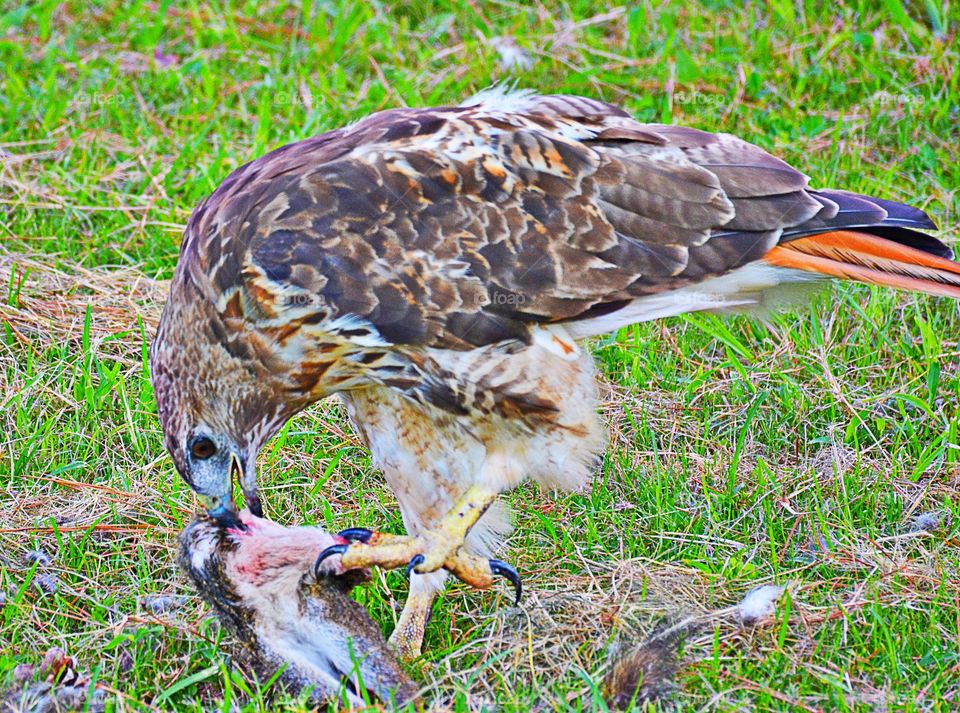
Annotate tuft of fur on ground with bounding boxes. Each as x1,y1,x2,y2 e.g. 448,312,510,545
1,648,106,713
602,625,681,710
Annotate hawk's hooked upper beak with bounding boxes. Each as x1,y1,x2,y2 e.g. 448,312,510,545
201,453,262,529
238,452,263,519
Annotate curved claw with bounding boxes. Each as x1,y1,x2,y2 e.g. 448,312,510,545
489,559,522,605
338,527,374,543
314,543,349,579
406,554,426,577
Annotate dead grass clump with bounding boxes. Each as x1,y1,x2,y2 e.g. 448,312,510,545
0,251,167,356
423,559,714,705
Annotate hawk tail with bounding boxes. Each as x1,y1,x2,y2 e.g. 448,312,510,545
764,228,960,299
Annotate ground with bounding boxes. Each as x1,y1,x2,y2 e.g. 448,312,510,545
1,1,959,710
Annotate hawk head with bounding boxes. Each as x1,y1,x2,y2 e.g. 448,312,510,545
149,270,290,527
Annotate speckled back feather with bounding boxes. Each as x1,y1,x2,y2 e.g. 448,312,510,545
150,88,954,493
176,92,941,355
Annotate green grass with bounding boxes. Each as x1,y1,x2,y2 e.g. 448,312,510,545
2,0,959,710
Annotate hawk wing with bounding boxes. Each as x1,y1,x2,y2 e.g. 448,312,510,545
179,90,954,354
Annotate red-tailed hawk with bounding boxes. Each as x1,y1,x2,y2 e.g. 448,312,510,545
150,89,960,658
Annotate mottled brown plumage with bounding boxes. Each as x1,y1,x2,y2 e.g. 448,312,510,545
150,88,959,658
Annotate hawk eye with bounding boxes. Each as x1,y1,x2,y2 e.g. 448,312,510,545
189,436,217,461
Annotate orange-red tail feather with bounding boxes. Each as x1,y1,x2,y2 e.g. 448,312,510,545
765,230,960,299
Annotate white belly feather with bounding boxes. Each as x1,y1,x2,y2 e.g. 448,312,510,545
342,331,605,553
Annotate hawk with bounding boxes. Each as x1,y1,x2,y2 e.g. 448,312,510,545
150,89,960,658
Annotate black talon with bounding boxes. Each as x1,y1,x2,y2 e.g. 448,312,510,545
406,554,425,577
338,527,374,543
314,544,349,579
489,559,522,605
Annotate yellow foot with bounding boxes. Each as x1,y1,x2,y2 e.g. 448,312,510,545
315,529,521,603
314,486,522,604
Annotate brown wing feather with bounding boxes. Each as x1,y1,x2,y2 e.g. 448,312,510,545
180,91,949,354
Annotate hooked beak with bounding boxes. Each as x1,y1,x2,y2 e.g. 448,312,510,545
200,453,261,529
237,452,263,518
203,497,245,531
